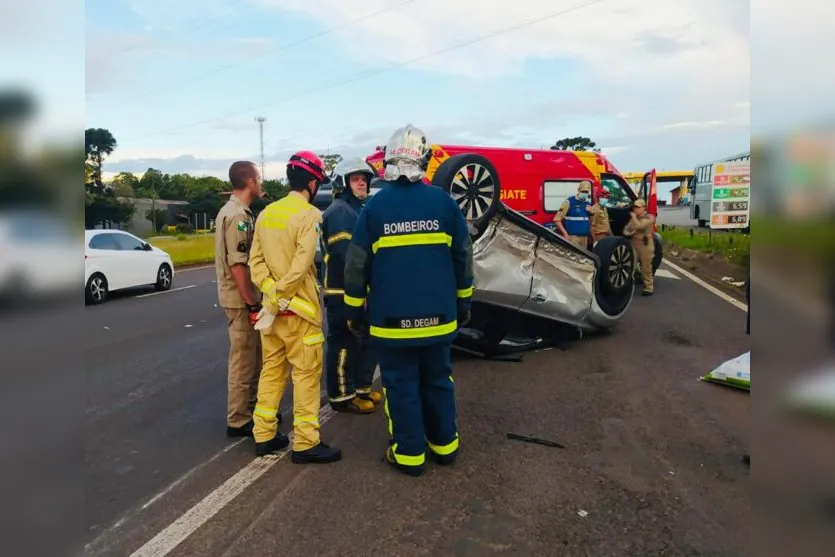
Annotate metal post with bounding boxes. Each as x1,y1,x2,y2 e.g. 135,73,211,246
255,116,266,179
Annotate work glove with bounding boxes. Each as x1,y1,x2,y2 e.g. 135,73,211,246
347,317,369,338
254,305,276,332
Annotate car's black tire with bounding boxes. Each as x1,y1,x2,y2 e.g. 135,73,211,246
593,236,635,297
430,153,501,236
592,236,635,316
86,273,108,305
155,263,173,291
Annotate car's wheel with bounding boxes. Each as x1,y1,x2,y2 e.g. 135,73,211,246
86,273,108,305
592,236,635,316
593,236,635,297
155,263,173,291
431,153,501,236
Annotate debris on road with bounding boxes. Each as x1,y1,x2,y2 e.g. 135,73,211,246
577,510,589,518
721,276,745,288
184,324,193,328
506,432,565,448
700,352,750,391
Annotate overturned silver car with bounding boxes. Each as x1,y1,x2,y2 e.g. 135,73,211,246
426,153,637,357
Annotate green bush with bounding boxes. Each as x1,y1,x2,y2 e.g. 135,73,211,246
660,226,750,269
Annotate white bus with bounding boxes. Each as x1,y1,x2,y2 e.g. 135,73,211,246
690,151,750,227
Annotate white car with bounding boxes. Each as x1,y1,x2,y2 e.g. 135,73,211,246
84,229,175,304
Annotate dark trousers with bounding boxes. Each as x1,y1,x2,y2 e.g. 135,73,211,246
377,342,459,467
325,306,376,403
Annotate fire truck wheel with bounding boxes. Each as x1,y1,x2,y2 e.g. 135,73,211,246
431,153,501,236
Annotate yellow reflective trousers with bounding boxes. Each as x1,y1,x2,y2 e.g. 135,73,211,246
253,314,325,451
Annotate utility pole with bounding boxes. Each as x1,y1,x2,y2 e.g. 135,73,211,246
255,116,266,179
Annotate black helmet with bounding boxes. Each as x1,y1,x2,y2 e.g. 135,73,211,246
331,157,376,199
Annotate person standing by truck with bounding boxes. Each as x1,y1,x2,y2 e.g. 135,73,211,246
589,185,613,245
623,198,656,296
553,180,592,249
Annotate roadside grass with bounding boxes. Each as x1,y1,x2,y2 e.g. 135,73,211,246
660,226,750,269
148,234,215,267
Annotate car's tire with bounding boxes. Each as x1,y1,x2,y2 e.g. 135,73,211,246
592,237,635,316
430,153,501,236
86,273,108,305
593,236,635,297
155,263,173,291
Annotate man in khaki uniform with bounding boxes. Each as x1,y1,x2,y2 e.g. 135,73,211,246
623,198,656,296
589,185,613,244
553,180,592,249
215,160,265,437
248,150,341,463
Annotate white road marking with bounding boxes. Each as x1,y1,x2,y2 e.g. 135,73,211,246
662,259,747,312
176,265,214,273
137,285,196,298
654,268,680,280
129,372,379,557
85,439,247,555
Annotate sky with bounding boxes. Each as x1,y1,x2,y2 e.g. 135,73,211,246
83,0,756,200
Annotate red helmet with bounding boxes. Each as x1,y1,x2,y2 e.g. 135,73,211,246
287,151,330,184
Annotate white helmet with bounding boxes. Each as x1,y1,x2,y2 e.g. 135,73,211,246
383,124,430,182
331,157,375,199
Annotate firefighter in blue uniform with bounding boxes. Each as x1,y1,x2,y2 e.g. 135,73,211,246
321,157,382,414
343,124,474,477
553,180,592,249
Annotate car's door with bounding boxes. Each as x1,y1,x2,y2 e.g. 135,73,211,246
599,174,635,236
112,232,155,287
88,232,130,289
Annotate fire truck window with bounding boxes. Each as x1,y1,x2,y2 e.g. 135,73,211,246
600,177,633,209
543,181,583,211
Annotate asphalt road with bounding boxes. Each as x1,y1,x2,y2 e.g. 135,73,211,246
85,262,756,556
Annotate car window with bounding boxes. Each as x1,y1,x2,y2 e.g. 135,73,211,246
89,233,121,250
543,181,584,212
113,233,146,251
600,175,634,208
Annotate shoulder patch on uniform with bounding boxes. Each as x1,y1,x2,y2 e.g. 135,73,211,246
237,240,249,253
237,220,249,232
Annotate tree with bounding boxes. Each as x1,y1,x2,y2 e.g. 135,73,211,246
111,172,139,197
85,128,118,186
550,136,600,152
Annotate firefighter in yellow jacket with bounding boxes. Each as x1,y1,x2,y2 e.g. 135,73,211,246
247,150,341,463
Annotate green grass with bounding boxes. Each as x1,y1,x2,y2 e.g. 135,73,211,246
148,234,215,267
660,226,750,269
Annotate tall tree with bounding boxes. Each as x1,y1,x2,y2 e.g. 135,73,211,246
550,136,600,152
85,128,118,186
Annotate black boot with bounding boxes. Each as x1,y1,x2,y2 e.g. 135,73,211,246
384,447,424,477
428,450,458,466
255,434,290,457
291,443,342,464
226,420,254,438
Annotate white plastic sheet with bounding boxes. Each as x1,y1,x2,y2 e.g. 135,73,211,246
701,351,750,391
